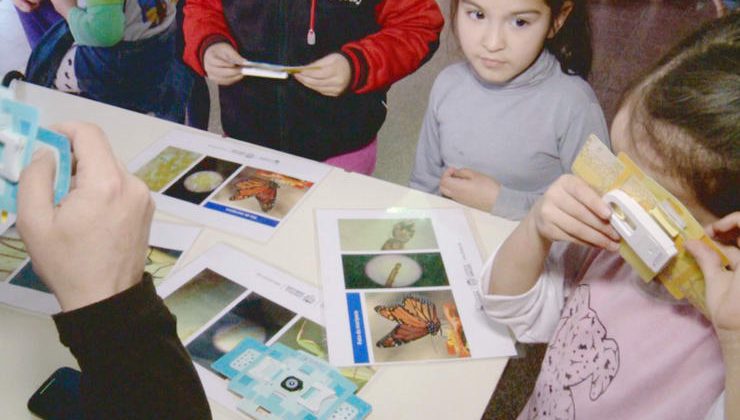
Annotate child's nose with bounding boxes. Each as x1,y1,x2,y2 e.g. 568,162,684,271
481,23,505,51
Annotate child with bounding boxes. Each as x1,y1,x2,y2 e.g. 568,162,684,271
23,0,188,122
480,13,739,418
182,0,444,175
409,0,609,220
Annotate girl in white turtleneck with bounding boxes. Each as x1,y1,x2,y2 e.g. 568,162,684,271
410,0,609,220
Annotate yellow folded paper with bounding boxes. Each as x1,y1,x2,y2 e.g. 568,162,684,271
572,135,729,316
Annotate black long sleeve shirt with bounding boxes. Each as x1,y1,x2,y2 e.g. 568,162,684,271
53,274,211,419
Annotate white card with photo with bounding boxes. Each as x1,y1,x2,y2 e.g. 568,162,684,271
155,244,375,417
127,130,331,242
316,208,516,366
0,221,201,314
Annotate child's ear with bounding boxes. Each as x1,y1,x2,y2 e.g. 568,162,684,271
548,0,574,39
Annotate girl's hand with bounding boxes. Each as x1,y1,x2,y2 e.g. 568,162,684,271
439,167,500,212
12,0,41,13
686,212,740,333
293,53,351,97
49,0,75,18
203,43,245,86
528,175,620,250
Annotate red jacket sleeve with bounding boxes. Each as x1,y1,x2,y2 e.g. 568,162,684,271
340,0,444,94
182,0,238,76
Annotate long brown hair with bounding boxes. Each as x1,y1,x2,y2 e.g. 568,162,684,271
626,12,739,217
449,0,593,78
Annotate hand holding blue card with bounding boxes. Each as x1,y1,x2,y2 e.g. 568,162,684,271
0,87,71,218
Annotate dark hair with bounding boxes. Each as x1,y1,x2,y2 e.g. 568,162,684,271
545,0,591,78
626,12,739,217
449,0,592,78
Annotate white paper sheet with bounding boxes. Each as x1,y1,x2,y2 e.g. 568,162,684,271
156,244,375,416
0,221,201,314
316,208,516,366
127,130,330,242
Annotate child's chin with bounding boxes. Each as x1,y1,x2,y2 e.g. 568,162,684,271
472,67,516,85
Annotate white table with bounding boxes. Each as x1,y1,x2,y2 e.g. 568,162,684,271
0,82,518,419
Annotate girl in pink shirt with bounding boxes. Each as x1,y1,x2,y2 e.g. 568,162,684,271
480,12,739,419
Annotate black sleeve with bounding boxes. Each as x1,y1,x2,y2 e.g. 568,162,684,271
53,273,211,419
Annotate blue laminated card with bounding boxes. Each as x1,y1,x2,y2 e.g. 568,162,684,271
212,337,371,420
0,88,71,215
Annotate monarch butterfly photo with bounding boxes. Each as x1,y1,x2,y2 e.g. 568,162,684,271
253,169,313,190
374,295,441,348
229,177,279,212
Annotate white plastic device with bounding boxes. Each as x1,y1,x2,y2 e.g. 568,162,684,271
603,189,678,273
0,127,27,183
0,86,27,183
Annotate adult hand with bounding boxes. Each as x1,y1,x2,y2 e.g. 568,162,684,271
12,0,41,13
203,42,245,86
439,167,500,212
49,0,75,18
16,122,154,312
686,212,740,333
527,174,620,251
293,53,351,97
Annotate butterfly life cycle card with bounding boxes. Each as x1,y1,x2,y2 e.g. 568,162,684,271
0,221,201,314
156,243,376,417
316,208,516,366
127,130,330,242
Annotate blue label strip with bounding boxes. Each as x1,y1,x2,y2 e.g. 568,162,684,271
345,292,369,364
204,201,279,227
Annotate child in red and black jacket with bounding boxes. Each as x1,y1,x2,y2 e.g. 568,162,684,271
183,0,443,174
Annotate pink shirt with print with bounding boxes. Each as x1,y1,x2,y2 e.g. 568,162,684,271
480,246,725,419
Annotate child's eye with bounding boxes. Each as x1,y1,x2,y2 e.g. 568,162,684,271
466,9,485,20
513,18,529,27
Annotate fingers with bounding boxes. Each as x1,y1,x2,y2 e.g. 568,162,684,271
16,148,56,248
49,122,120,185
562,178,620,243
204,43,245,85
17,148,56,232
706,212,740,247
297,53,337,77
205,62,243,85
536,175,620,250
439,172,464,198
127,173,156,225
685,240,728,280
450,168,475,179
208,43,244,66
541,198,619,250
294,74,345,96
220,46,245,66
294,53,350,97
439,182,453,198
563,176,612,220
295,64,335,80
441,167,457,179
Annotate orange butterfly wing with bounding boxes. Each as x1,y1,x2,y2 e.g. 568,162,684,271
229,178,278,212
374,295,441,348
254,169,313,189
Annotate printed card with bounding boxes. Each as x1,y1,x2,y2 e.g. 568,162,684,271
316,208,516,366
0,221,201,314
156,244,376,416
127,130,330,242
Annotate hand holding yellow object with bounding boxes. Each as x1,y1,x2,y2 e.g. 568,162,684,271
572,135,729,316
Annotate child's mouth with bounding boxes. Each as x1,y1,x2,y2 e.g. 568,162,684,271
480,58,506,68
